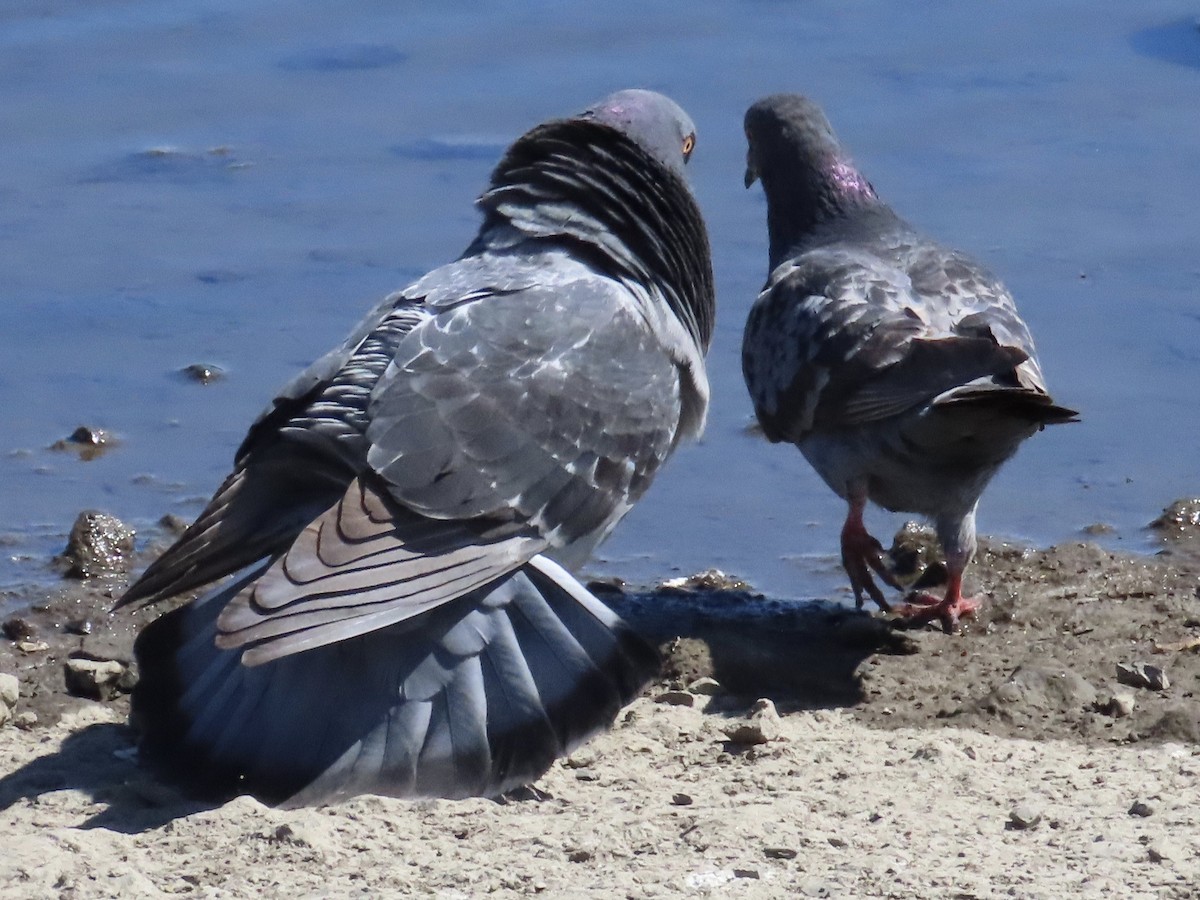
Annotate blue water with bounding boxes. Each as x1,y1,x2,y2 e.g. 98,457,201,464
2,1,1198,603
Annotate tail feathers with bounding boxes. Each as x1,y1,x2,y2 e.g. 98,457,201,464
132,556,659,806
932,382,1079,426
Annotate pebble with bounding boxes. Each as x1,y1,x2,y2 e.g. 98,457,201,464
12,711,38,730
0,672,19,708
0,673,17,728
63,657,132,701
1115,662,1169,691
181,363,225,384
2,617,37,641
1105,691,1136,718
671,793,693,806
59,511,136,578
764,847,797,860
1007,804,1043,830
1128,800,1154,818
16,640,49,654
722,698,782,745
658,568,752,593
687,676,722,695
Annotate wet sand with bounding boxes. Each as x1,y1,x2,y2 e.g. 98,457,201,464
1,509,1198,898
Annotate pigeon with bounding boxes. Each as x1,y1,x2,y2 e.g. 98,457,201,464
119,89,715,806
740,93,1076,631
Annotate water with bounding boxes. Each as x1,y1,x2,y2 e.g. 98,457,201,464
2,1,1198,603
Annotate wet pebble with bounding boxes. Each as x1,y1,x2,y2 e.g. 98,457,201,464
58,511,135,578
722,698,782,745
671,792,693,806
1150,498,1200,537
159,514,190,534
64,618,94,636
51,426,118,460
181,363,225,384
1116,662,1169,691
659,568,752,593
2,617,37,641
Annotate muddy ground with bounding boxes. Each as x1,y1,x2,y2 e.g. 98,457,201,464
1,503,1198,898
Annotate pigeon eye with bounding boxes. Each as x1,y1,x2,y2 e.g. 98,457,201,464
681,133,696,159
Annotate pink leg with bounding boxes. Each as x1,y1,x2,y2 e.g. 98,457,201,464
894,567,981,633
840,492,900,612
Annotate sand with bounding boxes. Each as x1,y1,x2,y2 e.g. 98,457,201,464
1,513,1199,899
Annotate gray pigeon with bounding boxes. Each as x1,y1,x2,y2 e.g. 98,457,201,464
741,93,1075,631
120,89,714,805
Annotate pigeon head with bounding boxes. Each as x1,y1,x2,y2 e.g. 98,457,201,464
744,94,878,263
578,89,698,178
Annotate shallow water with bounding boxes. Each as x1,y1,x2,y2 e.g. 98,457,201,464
2,1,1198,602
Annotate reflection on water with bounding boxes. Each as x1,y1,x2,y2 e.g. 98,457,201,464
1,0,1198,600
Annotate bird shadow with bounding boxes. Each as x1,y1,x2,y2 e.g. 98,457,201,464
0,721,213,834
606,584,917,711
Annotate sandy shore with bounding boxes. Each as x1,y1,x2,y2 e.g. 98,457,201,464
1,511,1199,898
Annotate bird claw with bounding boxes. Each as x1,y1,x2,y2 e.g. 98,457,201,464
842,529,901,613
893,593,981,633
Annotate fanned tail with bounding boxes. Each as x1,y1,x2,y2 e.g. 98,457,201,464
131,556,659,806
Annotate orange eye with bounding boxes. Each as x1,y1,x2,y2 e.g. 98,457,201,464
681,133,696,159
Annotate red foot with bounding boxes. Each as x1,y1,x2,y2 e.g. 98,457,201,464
894,592,981,633
841,508,900,613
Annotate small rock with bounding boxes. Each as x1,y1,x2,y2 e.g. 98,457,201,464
887,521,941,587
51,426,118,460
1128,800,1154,818
159,513,190,535
1097,691,1136,718
656,690,698,707
764,847,798,860
566,849,592,863
722,698,782,745
1146,840,1180,863
1007,804,1043,830
1116,662,1169,691
12,711,37,730
732,869,760,880
0,672,18,708
1150,498,1200,537
659,568,752,593
671,793,693,806
687,676,722,695
16,640,49,654
58,511,136,578
563,750,597,769
63,657,130,701
181,363,225,385
65,618,94,636
2,618,37,641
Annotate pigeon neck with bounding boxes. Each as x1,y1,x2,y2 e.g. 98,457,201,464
765,154,877,269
